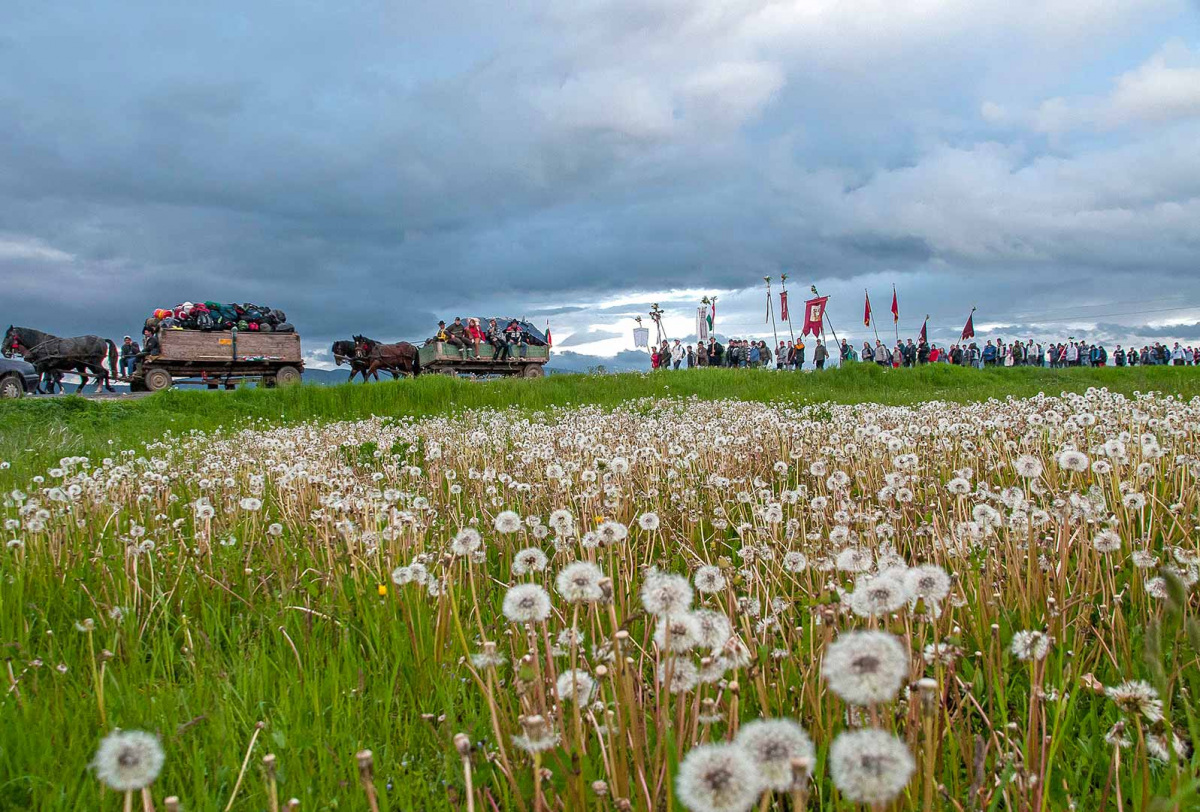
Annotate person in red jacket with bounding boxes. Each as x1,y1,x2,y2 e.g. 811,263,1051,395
466,318,485,358
929,345,941,363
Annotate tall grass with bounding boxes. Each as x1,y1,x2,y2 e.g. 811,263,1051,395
2,365,1196,485
1,366,1199,810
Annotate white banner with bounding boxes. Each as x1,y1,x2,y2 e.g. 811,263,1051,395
633,327,650,348
697,307,710,342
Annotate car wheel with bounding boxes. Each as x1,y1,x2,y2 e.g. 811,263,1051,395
0,375,23,399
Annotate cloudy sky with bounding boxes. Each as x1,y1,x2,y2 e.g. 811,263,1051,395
2,0,1199,367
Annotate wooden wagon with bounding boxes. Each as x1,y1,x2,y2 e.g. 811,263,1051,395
130,330,304,392
418,341,549,378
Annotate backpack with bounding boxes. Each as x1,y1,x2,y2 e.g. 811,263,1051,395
144,317,160,332
258,322,272,333
196,312,215,331
274,322,295,334
236,320,249,331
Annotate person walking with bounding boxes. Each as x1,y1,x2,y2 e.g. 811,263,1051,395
814,340,828,370
671,339,685,370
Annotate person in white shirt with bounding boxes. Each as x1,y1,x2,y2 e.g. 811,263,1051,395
1172,343,1186,365
671,339,685,370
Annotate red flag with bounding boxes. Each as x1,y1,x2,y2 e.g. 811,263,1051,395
780,291,789,321
801,296,828,337
546,324,553,347
961,310,975,341
891,288,899,323
919,318,928,344
863,292,872,327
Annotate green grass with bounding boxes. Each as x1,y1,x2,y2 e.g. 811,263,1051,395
3,364,1197,485
2,364,1199,810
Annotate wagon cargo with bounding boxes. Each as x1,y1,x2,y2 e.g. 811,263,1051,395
131,329,304,391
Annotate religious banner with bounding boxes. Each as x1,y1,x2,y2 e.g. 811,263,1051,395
891,287,899,323
864,292,873,327
633,326,650,348
780,291,789,322
801,296,828,337
919,317,929,344
961,308,976,341
697,307,710,342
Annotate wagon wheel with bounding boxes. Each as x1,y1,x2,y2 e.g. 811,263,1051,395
275,366,302,387
144,368,173,392
521,364,545,379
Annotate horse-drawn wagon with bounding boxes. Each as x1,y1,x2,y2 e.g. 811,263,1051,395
131,329,304,392
418,341,549,378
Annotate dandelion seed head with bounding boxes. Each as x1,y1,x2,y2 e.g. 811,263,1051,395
675,743,762,812
829,729,915,805
91,730,165,791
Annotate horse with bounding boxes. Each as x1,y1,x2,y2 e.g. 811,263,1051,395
353,335,421,381
3,326,118,394
331,339,394,383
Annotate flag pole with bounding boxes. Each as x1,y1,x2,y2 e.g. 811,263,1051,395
765,276,780,350
781,274,795,343
866,289,882,344
810,284,841,354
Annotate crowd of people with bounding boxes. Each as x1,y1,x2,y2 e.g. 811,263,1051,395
432,316,538,360
649,336,1200,370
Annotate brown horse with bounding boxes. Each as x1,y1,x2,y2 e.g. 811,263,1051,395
354,336,421,381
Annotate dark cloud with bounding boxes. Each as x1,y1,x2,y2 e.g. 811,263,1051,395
1,1,1198,362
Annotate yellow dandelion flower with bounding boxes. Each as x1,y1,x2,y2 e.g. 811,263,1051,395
377,584,388,596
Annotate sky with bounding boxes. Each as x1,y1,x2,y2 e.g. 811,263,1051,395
2,0,1199,369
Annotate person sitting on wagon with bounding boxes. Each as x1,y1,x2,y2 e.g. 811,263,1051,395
466,317,485,357
487,319,510,360
444,317,472,357
504,320,528,358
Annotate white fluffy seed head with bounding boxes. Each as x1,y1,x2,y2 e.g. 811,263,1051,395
735,719,816,791
555,561,605,603
829,729,915,804
555,670,595,705
494,510,522,534
676,743,763,812
642,570,694,616
821,630,910,706
502,583,551,624
92,730,165,791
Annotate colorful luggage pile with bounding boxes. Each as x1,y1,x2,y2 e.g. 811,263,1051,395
144,302,295,334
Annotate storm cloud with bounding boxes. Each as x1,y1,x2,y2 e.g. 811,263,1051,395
1,0,1199,365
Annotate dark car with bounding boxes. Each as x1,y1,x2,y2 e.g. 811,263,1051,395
0,356,40,399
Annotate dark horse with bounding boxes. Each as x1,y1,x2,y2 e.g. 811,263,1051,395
4,326,118,394
354,335,421,381
331,339,390,383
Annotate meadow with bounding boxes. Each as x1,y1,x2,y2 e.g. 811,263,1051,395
1,364,1199,810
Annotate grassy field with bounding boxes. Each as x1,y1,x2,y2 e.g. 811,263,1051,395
3,364,1198,485
1,365,1199,811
